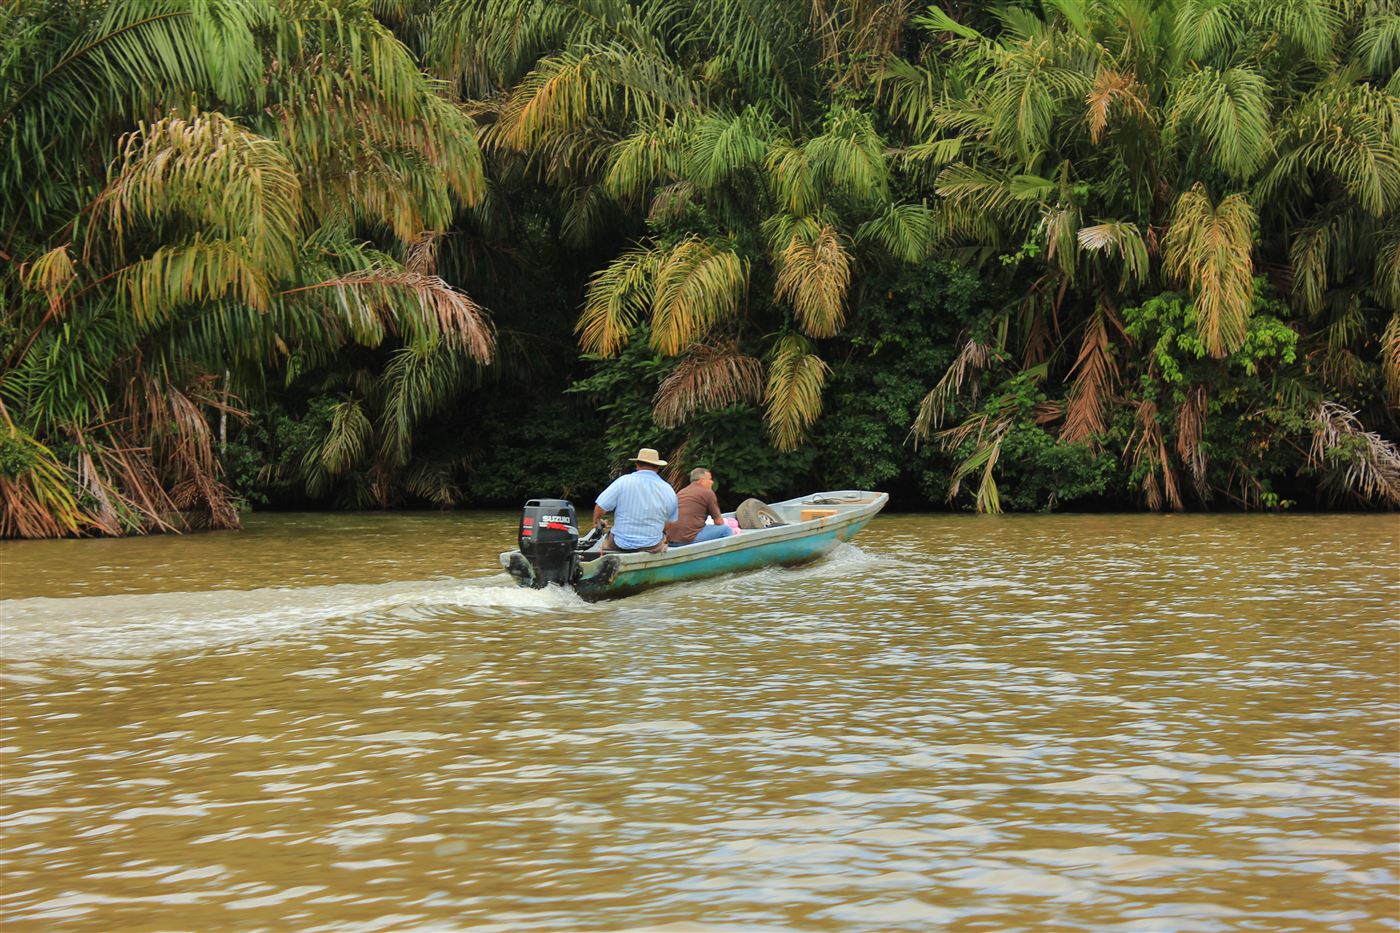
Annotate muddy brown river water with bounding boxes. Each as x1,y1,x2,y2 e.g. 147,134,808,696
1,512,1397,931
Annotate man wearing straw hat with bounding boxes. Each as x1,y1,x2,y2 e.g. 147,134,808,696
592,447,679,554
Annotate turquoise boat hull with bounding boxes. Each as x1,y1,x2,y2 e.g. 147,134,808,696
501,490,888,601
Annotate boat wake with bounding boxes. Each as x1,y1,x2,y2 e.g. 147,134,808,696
0,575,581,664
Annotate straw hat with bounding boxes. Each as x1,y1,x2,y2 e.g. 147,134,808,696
629,447,668,467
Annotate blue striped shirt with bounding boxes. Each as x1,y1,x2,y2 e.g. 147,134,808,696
596,470,678,549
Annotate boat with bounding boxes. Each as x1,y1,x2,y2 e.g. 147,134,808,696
499,490,888,601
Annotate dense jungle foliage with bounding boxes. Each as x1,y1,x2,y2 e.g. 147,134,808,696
2,0,1399,537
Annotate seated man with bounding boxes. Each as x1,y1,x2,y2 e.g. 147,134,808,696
667,467,735,547
593,447,678,554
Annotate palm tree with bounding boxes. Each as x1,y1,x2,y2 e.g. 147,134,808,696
425,0,934,457
1,0,493,537
895,0,1400,510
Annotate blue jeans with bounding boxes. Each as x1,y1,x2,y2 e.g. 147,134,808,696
675,523,734,546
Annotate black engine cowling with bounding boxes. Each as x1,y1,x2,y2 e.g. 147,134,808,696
518,498,579,587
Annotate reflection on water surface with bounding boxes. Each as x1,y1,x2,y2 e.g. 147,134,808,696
1,512,1397,931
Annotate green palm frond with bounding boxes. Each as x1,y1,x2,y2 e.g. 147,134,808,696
684,0,809,118
855,202,935,263
934,164,1022,219
1168,66,1272,180
1247,0,1343,66
604,121,684,201
1354,12,1400,91
1041,204,1080,277
0,0,266,232
881,56,944,140
379,340,471,465
911,5,983,41
1379,225,1400,310
764,333,829,452
647,180,697,225
911,337,997,442
984,31,1093,159
267,64,486,233
944,416,1010,514
1164,184,1257,357
119,237,272,323
560,183,616,248
307,398,373,482
1172,0,1240,64
403,458,463,506
1382,312,1400,407
428,0,665,94
1260,83,1400,218
488,46,693,155
0,421,85,538
1288,210,1370,316
686,108,773,190
766,140,818,215
21,244,76,316
94,113,302,273
577,243,663,355
804,107,889,203
650,237,749,356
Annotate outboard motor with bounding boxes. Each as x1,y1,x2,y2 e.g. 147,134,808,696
517,498,580,587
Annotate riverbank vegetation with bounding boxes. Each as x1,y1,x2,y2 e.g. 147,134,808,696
3,0,1398,537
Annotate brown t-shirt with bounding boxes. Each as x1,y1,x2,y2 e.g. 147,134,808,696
667,483,724,544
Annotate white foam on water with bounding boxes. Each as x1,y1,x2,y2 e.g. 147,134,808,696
0,574,582,662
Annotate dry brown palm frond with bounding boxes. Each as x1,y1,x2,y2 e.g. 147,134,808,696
406,231,448,274
653,345,765,428
840,0,917,87
648,181,696,226
1175,384,1210,496
1308,401,1400,505
911,337,995,443
774,223,851,338
69,438,123,537
1128,399,1183,511
1061,307,1119,447
764,334,830,452
92,436,180,535
1078,221,1150,288
1033,401,1064,424
1023,302,1051,368
661,441,689,490
1085,68,1152,144
1042,206,1081,277
285,269,495,363
126,375,240,531
1164,184,1257,357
